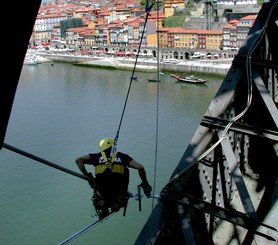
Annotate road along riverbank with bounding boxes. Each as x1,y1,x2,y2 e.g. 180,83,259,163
40,53,231,76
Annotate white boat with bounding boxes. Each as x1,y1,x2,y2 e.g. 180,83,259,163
24,55,38,65
171,74,207,84
162,59,179,64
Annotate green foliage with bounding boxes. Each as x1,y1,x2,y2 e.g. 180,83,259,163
163,15,185,27
184,0,195,15
140,0,163,10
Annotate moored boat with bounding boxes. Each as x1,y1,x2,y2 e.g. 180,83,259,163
171,74,207,84
23,56,38,65
148,78,161,82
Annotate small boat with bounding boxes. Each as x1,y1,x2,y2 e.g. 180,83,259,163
148,78,161,82
130,76,138,80
171,74,207,84
24,56,38,65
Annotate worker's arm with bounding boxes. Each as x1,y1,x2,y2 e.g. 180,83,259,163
75,155,95,189
75,154,91,177
129,159,152,196
129,159,148,182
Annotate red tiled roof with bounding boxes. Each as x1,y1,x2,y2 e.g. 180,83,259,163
241,14,257,20
229,19,240,24
158,27,222,35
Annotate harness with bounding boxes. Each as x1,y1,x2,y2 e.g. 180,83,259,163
95,150,125,175
93,150,129,214
101,150,117,169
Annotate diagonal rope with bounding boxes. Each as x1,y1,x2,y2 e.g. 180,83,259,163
57,192,160,245
57,212,115,245
114,1,154,145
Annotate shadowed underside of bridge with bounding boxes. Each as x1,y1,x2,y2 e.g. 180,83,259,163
135,1,278,244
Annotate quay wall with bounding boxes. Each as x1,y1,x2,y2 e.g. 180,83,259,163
41,54,231,76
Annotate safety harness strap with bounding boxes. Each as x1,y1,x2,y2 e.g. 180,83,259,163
100,150,118,168
95,150,126,174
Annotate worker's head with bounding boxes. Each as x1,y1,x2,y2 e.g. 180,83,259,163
99,138,114,152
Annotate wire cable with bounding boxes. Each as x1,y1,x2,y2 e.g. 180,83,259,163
114,1,154,145
57,192,160,245
166,0,277,185
152,0,160,210
57,212,115,245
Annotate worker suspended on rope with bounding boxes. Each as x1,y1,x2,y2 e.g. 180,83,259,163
75,137,152,218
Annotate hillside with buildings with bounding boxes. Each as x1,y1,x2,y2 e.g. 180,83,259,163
31,0,261,52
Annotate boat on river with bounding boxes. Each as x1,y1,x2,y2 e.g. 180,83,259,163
130,76,138,80
148,78,161,82
170,74,207,84
23,56,38,65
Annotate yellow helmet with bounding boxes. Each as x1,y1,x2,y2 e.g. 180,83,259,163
99,138,114,152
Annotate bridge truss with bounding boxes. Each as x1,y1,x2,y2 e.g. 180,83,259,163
135,0,278,244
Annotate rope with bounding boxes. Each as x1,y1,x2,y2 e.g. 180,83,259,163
1,2,157,190
57,212,115,245
114,1,154,145
57,192,160,245
111,0,159,210
152,1,160,210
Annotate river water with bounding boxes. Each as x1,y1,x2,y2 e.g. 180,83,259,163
0,63,223,244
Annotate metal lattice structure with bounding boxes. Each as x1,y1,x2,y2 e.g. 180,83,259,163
135,0,278,244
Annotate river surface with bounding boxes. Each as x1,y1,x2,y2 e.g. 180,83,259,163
0,63,223,244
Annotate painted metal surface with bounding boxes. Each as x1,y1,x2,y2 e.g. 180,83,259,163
135,0,278,244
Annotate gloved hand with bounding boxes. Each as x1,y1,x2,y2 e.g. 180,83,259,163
140,181,152,196
87,172,95,189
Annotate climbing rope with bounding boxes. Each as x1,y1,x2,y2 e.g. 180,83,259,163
57,192,160,245
57,212,115,245
111,0,160,211
113,0,155,145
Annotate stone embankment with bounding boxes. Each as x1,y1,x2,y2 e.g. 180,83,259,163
41,53,231,76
